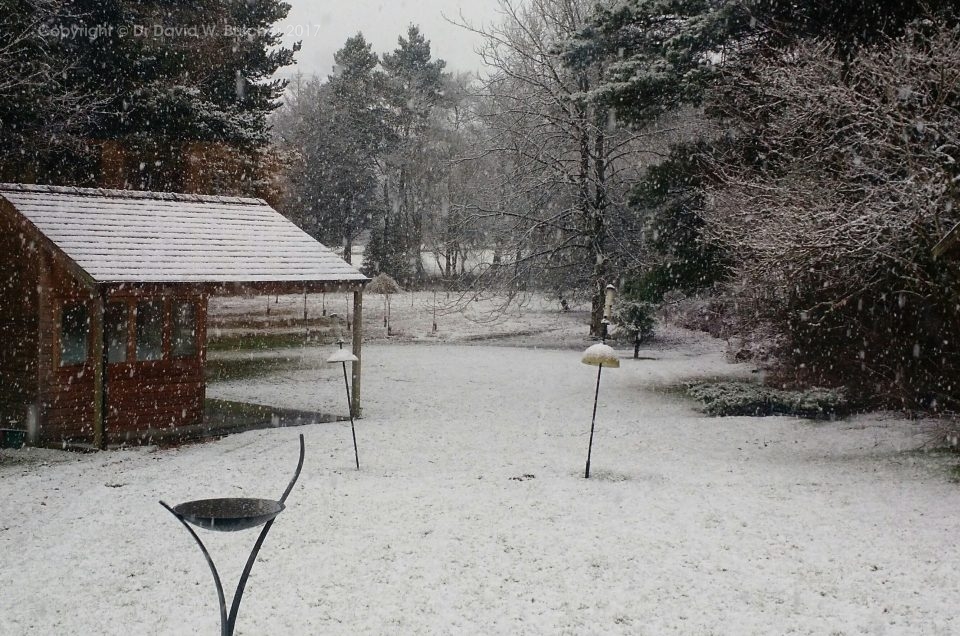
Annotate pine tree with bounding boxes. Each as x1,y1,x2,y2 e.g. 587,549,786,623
291,34,386,264
380,26,447,281
2,0,298,191
210,0,299,148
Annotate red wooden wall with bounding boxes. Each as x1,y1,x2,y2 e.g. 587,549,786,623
0,207,40,428
0,209,210,445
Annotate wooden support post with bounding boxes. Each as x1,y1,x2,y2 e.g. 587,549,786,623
351,290,363,418
35,252,49,446
91,291,106,450
303,287,308,343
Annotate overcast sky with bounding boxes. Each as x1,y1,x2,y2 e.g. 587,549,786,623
277,0,503,80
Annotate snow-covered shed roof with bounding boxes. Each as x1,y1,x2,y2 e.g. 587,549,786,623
0,183,367,287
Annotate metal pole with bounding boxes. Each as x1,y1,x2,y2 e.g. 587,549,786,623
227,435,304,633
342,363,359,470
158,435,305,636
585,364,603,478
337,341,360,470
160,501,229,636
351,292,363,418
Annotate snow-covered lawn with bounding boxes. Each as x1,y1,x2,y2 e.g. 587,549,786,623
2,327,958,634
208,290,592,345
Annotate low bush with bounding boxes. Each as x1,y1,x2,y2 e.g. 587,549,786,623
659,289,737,340
686,381,850,419
611,300,656,343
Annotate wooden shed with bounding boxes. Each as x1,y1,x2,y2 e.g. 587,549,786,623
0,183,367,448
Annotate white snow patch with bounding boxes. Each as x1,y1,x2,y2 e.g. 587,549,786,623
1,332,957,634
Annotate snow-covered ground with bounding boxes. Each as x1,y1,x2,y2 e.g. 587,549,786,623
2,305,958,635
209,290,595,345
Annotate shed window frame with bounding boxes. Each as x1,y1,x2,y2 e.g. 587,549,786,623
135,299,165,362
105,302,130,364
59,301,89,367
171,300,198,359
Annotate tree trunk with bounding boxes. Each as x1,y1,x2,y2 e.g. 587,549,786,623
573,80,606,338
586,73,612,338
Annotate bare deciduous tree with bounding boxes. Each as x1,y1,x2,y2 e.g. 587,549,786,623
454,0,655,336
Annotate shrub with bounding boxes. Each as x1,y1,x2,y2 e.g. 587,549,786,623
686,381,849,419
611,300,656,343
703,25,960,412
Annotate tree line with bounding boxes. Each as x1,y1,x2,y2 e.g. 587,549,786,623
3,0,959,411
277,2,960,411
272,27,460,282
558,0,960,411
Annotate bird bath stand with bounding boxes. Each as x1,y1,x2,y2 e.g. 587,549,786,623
581,343,619,478
159,434,305,636
328,339,360,470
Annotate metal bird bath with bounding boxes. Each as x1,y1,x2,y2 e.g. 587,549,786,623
160,434,305,636
171,498,284,532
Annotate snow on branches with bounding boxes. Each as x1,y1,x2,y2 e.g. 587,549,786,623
703,23,960,410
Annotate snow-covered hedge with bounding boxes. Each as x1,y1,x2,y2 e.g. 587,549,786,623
686,382,849,419
703,24,960,412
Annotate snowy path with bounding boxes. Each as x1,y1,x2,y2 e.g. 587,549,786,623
2,339,958,635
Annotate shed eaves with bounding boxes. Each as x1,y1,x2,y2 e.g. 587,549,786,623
0,183,368,285
933,221,960,260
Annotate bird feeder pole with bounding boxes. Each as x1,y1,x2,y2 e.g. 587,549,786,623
580,342,620,479
585,362,603,478
328,339,360,470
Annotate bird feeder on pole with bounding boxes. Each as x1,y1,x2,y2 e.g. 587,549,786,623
580,343,619,479
603,283,616,340
327,339,360,470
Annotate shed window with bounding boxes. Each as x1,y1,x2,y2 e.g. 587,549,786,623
60,303,89,366
105,303,128,363
172,301,197,358
136,300,164,361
